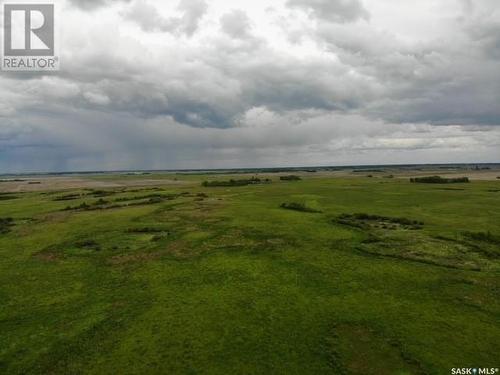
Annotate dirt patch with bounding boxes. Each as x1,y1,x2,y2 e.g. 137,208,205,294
166,240,197,258
33,251,61,262
37,211,73,224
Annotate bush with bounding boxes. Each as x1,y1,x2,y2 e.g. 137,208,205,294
94,198,109,206
410,176,469,184
75,240,100,250
202,177,271,187
280,202,321,213
53,193,81,201
0,193,18,201
280,175,302,181
76,202,91,210
89,190,115,197
127,227,167,234
463,231,500,244
115,193,173,202
0,217,14,234
62,202,91,211
336,213,423,229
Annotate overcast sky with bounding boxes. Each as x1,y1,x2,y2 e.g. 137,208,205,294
1,0,499,173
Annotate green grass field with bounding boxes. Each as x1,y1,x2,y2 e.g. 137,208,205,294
1,175,499,374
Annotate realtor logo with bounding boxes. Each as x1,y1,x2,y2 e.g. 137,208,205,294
2,1,59,71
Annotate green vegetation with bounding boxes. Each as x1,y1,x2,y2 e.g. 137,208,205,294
280,202,321,213
53,193,82,201
0,193,18,201
336,213,424,230
352,169,385,173
280,175,302,181
410,176,470,183
0,217,14,234
1,175,499,374
202,177,271,187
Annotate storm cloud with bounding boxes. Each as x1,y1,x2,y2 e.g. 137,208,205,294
0,0,499,172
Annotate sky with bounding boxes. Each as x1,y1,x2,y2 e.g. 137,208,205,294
0,0,499,173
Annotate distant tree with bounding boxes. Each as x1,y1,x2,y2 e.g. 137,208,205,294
280,175,302,181
410,176,469,184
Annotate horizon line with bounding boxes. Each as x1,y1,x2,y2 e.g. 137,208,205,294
2,162,499,177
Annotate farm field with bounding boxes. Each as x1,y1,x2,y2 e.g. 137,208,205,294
1,173,499,374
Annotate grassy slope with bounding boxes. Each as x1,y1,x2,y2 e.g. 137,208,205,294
0,177,499,374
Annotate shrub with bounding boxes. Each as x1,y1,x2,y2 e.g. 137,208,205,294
74,240,100,250
202,177,271,187
63,202,91,211
53,193,81,201
0,193,18,201
89,190,115,197
127,227,167,234
336,213,423,230
148,197,163,204
410,176,469,184
280,175,302,181
151,234,169,242
94,198,109,206
74,202,90,210
0,217,14,234
280,202,321,213
463,231,500,244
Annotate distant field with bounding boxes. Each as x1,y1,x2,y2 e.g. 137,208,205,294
1,173,499,374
